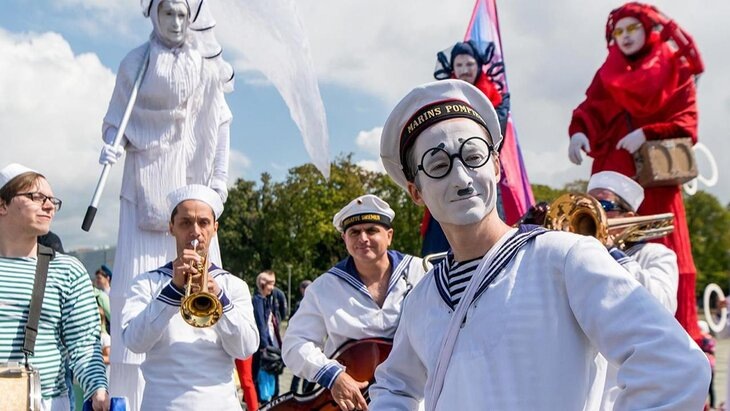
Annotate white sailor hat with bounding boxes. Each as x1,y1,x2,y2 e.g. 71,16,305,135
380,79,503,191
167,184,224,220
0,163,39,190
332,194,395,233
587,171,645,212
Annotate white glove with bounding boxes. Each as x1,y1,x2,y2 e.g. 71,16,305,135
616,128,646,154
210,178,228,203
99,144,124,165
568,133,591,165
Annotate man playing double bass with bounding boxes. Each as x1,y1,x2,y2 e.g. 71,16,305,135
281,194,426,411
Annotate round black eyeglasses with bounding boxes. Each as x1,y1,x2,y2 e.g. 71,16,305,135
415,136,493,179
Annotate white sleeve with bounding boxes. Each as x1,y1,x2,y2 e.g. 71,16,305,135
121,273,180,354
624,244,679,314
214,277,259,359
212,120,230,184
369,296,426,411
281,286,344,389
102,126,129,148
565,238,710,411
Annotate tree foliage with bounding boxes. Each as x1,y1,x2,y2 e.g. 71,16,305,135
685,192,730,293
217,155,422,300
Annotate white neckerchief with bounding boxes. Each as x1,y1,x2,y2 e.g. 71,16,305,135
426,228,517,410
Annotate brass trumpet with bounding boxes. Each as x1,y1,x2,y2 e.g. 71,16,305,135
543,193,674,248
180,239,223,328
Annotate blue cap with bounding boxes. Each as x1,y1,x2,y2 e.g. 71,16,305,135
99,264,113,279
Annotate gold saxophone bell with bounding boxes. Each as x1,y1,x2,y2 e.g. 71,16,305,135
180,240,223,328
543,193,674,248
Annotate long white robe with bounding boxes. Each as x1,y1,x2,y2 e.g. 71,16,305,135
104,37,231,409
121,263,258,411
369,230,710,410
596,242,680,410
282,251,425,388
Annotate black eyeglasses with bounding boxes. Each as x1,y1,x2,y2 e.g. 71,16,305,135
598,199,626,213
416,136,493,179
15,192,63,211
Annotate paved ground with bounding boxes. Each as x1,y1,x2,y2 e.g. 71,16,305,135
713,336,728,408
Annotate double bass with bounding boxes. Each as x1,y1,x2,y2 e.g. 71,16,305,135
260,338,393,411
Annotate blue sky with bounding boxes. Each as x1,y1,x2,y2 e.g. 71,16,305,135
1,0,728,250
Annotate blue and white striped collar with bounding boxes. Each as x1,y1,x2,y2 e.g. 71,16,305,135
433,225,547,309
327,250,412,299
156,261,229,278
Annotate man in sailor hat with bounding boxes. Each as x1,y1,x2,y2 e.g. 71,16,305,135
282,194,426,411
121,184,258,411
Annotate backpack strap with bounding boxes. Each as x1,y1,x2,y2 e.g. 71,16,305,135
23,244,55,364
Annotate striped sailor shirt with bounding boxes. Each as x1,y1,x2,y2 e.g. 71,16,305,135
0,254,108,400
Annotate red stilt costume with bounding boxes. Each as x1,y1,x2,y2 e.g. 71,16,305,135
569,2,704,339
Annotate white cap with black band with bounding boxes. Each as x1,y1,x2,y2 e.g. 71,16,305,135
332,194,395,233
380,79,502,191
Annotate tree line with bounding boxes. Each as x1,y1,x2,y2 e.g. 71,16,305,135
218,155,730,305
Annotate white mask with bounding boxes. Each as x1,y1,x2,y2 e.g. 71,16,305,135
409,118,498,226
612,16,646,56
155,0,189,48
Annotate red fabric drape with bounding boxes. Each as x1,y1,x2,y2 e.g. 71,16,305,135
569,32,701,340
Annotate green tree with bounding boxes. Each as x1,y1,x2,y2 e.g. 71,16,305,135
217,177,267,286
365,171,422,256
685,191,730,294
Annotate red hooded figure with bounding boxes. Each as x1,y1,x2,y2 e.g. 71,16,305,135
569,2,704,339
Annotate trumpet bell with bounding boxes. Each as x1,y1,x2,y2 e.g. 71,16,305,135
180,291,223,328
544,193,609,243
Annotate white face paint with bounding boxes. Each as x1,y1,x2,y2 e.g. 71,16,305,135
613,16,646,56
157,1,189,48
410,118,498,226
452,54,479,84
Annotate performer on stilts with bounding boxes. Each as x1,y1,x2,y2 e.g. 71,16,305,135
568,1,704,340
97,1,233,408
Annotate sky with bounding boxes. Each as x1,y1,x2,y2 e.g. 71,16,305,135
0,0,727,251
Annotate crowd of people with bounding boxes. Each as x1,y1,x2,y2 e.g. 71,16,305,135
0,1,720,411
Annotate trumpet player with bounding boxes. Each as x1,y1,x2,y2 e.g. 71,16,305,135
121,184,259,411
587,171,680,410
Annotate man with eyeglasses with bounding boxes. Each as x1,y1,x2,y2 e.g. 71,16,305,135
0,163,110,411
281,194,426,411
586,170,679,410
368,80,709,410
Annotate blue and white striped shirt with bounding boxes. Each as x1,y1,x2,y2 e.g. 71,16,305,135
0,253,108,400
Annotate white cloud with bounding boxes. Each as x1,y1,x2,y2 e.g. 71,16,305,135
55,0,142,40
228,149,252,182
0,29,120,250
357,159,385,174
355,127,383,157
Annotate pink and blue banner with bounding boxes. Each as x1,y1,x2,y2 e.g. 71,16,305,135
465,0,534,225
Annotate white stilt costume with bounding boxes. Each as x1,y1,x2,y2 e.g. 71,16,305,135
101,1,232,408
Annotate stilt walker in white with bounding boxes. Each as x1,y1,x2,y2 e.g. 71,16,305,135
98,1,233,409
